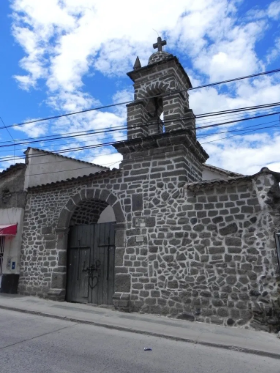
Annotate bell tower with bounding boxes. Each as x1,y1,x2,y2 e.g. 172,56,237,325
114,38,208,183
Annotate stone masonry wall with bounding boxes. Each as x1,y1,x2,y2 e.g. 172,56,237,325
18,170,124,298
0,165,26,209
19,166,280,330
124,173,280,330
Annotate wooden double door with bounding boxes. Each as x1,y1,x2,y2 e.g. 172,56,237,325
66,223,115,305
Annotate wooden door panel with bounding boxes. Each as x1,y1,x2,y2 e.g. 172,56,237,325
67,222,115,305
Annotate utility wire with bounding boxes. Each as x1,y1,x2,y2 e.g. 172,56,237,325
2,122,279,177
1,100,279,147
0,101,279,150
1,109,279,163
200,123,280,145
0,117,16,165
1,67,280,131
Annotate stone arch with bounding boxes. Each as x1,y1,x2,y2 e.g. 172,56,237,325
136,80,172,100
49,188,126,301
135,81,174,136
57,188,125,230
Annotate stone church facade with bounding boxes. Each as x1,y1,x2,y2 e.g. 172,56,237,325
18,40,280,331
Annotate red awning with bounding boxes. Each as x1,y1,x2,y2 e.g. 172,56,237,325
0,224,17,236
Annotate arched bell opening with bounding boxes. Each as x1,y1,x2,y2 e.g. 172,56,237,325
145,96,165,135
66,198,116,306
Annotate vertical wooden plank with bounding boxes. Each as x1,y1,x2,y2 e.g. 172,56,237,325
108,222,115,305
79,248,90,301
67,225,91,303
91,224,99,305
97,223,104,305
103,223,108,306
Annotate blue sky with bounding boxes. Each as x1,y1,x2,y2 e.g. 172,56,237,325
0,0,280,174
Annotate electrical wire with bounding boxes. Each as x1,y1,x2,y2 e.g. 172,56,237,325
0,101,279,151
1,67,280,131
1,109,279,164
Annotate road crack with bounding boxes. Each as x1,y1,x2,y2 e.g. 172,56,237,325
0,323,78,351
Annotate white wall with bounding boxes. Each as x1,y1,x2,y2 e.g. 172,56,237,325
202,167,228,181
24,148,105,189
0,208,24,276
97,205,116,223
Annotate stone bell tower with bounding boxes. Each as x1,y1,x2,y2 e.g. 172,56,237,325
114,38,208,183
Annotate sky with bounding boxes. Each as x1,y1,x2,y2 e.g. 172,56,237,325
0,0,280,175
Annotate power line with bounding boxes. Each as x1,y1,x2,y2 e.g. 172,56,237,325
188,67,280,91
1,100,279,147
196,110,280,131
197,119,279,139
1,110,279,163
2,121,279,177
1,67,280,131
0,101,279,151
201,123,280,145
0,117,15,141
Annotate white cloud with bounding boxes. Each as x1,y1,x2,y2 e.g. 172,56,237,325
9,0,280,175
91,151,123,169
202,131,280,175
266,37,280,64
268,1,280,19
14,120,48,137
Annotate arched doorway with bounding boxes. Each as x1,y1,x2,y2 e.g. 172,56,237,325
66,198,116,305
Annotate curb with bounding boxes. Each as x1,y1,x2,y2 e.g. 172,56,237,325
1,304,279,360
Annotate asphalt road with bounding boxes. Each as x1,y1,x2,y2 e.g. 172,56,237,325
0,308,278,373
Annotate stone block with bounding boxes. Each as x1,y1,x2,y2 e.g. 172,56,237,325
115,274,131,292
46,241,56,250
115,230,125,247
217,307,229,317
219,223,238,236
241,206,254,214
41,226,53,235
113,201,125,222
57,250,66,266
132,194,143,211
228,247,242,254
51,273,66,289
177,312,195,321
115,248,125,266
209,247,225,254
146,217,156,227
225,237,241,246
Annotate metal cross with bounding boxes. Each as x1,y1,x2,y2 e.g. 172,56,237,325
153,37,167,52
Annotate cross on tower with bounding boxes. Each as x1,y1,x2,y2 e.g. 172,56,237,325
153,37,167,52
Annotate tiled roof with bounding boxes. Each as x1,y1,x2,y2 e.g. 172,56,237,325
202,163,243,177
25,147,108,170
185,175,252,192
28,168,122,191
0,163,26,177
185,167,280,191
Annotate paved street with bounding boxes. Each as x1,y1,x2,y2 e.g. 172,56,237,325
0,309,279,373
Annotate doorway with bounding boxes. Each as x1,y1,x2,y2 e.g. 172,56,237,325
66,222,115,305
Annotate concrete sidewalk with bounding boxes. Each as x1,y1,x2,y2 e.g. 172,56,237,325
0,294,279,359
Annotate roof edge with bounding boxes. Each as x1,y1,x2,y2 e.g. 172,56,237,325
202,163,244,177
185,167,280,191
25,147,109,170
27,168,122,191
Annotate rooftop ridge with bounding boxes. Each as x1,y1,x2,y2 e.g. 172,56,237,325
203,163,243,177
25,147,108,170
0,163,26,177
27,168,121,191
